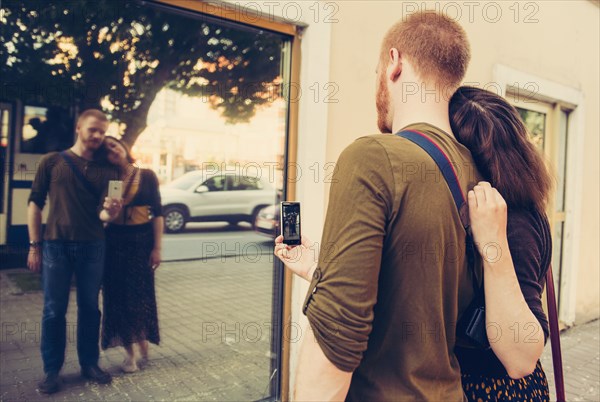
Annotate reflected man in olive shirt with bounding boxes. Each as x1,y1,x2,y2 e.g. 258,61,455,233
27,109,121,394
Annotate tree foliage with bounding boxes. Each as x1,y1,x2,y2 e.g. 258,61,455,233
1,0,284,145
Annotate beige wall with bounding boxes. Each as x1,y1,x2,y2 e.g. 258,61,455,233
323,0,599,323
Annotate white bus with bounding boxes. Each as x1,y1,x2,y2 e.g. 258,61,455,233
0,101,77,267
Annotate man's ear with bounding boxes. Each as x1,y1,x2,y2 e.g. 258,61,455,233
387,48,402,82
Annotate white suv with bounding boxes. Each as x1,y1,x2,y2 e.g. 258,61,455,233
160,170,276,233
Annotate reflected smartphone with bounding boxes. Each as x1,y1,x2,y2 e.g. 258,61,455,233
280,201,301,246
108,180,123,199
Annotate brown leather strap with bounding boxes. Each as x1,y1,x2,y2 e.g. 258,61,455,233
546,264,566,401
121,166,139,201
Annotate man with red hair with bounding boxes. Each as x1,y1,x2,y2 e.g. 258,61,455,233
28,109,120,394
276,11,481,401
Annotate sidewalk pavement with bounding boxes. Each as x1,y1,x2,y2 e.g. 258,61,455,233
540,318,600,401
1,256,279,402
1,260,599,401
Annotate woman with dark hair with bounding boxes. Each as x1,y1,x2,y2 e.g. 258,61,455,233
450,86,552,401
99,136,163,373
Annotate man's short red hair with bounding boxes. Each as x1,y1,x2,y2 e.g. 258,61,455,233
77,109,108,125
380,11,470,91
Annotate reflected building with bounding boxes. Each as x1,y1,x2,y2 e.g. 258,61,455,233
133,88,286,188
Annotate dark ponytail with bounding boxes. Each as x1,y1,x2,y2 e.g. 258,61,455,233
449,86,553,212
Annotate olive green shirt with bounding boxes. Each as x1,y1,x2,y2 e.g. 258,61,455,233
303,123,482,401
28,150,118,241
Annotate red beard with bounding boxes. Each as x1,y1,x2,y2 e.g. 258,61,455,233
84,137,103,151
376,73,392,134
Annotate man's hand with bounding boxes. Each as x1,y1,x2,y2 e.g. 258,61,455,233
274,235,318,281
27,246,42,273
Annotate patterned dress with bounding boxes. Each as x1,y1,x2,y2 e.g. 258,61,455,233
101,169,162,349
461,361,550,401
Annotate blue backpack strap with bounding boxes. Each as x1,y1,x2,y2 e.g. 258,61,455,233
396,129,469,230
397,129,480,292
59,151,101,199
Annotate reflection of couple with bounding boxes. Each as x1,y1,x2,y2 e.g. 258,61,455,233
27,109,163,395
275,11,551,402
284,212,299,238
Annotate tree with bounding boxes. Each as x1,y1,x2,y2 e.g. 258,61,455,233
0,0,284,146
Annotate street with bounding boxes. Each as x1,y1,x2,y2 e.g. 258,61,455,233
161,223,275,262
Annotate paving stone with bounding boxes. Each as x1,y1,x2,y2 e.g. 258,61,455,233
0,258,276,401
541,319,600,401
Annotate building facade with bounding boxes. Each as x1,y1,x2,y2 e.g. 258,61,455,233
282,0,599,397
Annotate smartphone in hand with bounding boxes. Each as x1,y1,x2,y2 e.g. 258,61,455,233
108,180,123,199
280,201,301,246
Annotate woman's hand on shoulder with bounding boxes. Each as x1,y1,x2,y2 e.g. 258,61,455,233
467,181,508,260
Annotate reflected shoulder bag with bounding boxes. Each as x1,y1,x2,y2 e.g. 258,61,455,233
395,129,489,349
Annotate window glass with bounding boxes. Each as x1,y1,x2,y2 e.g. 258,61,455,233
228,175,262,191
2,0,290,399
203,176,226,191
516,107,546,151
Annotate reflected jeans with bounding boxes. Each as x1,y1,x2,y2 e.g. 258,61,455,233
40,240,105,374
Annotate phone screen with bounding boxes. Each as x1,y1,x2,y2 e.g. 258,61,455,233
281,202,301,245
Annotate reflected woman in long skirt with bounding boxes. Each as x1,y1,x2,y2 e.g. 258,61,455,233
99,137,163,373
